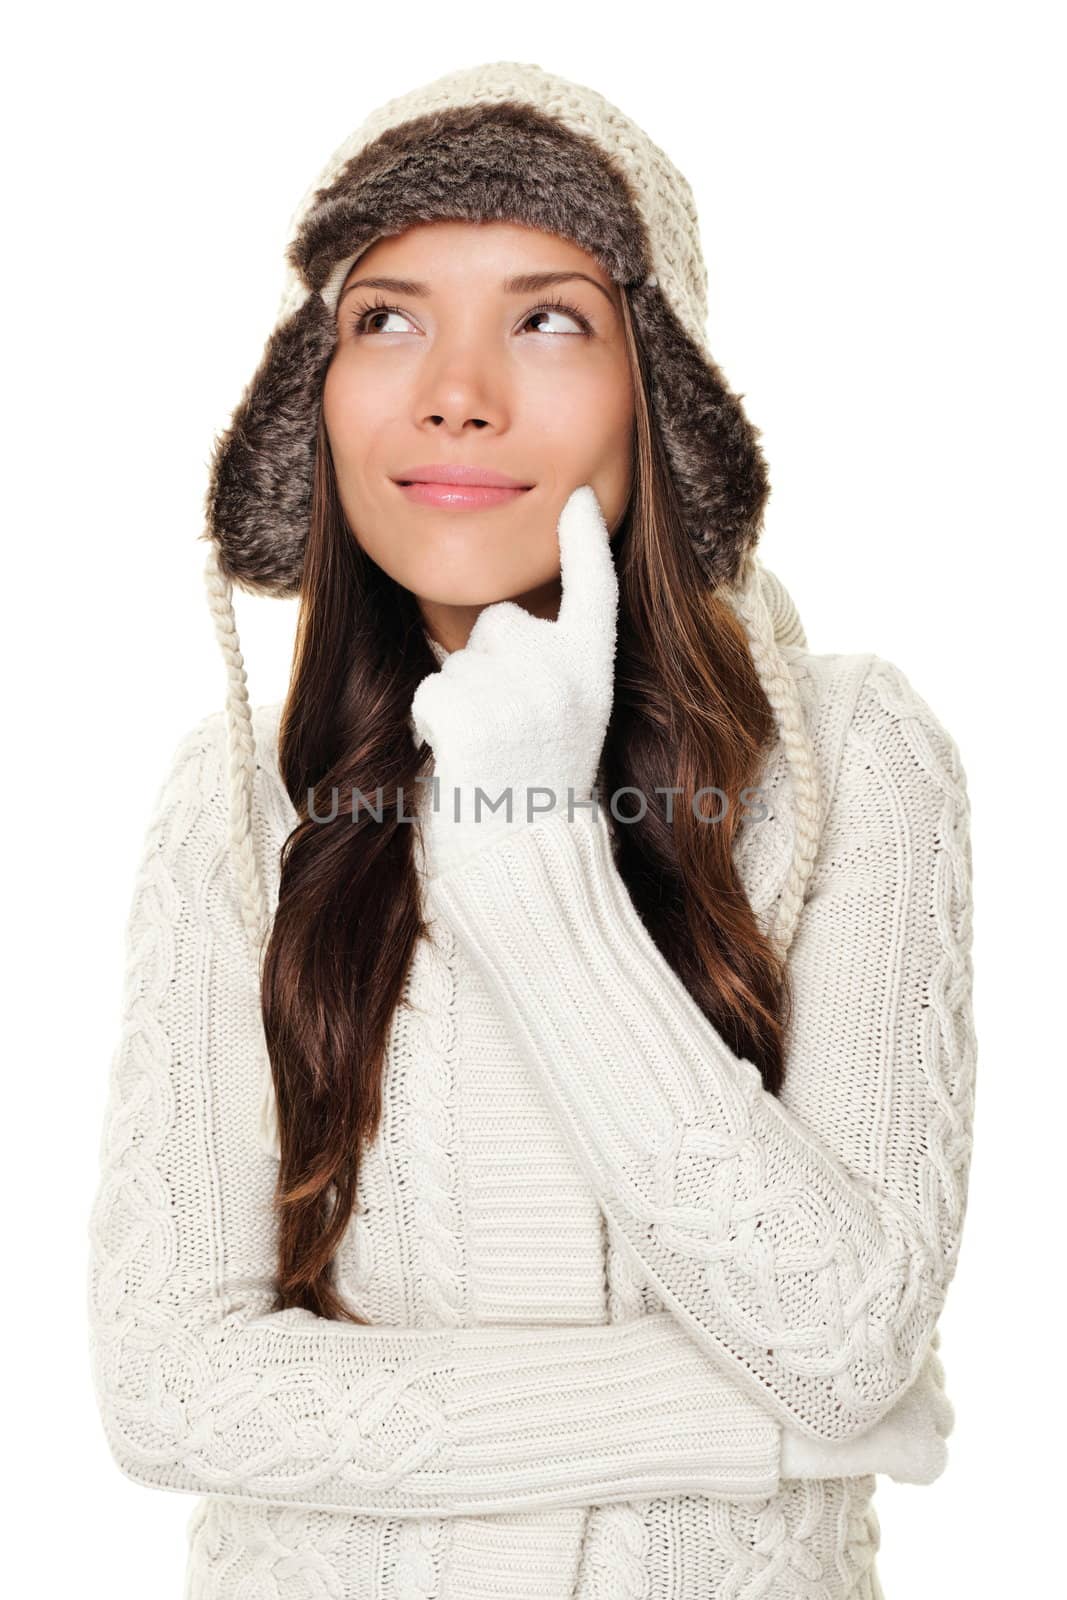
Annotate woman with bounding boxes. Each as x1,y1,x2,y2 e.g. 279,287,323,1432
87,60,975,1599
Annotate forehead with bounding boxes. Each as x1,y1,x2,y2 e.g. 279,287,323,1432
339,220,618,297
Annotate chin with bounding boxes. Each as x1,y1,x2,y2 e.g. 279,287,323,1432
418,580,534,608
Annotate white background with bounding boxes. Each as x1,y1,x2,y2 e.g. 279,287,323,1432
6,1,1061,1593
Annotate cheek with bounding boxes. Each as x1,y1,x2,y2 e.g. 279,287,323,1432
531,357,633,465
322,356,400,470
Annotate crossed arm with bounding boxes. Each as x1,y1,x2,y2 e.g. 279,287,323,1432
86,719,782,1519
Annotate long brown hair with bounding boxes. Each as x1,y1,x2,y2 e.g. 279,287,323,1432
261,286,791,1321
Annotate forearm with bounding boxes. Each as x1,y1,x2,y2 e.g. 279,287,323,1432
88,722,773,1518
89,1300,781,1515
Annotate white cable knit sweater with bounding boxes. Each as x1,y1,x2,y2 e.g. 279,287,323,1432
87,639,975,1599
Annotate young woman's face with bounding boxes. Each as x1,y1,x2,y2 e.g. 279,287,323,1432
321,220,635,650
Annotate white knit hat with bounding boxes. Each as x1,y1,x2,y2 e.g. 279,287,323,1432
198,61,821,1154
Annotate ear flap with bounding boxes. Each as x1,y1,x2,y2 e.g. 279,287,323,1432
202,292,336,598
627,278,770,586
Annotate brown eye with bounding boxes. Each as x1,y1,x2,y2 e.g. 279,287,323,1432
522,298,592,335
347,299,417,336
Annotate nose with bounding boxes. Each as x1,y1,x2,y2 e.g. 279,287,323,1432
413,333,508,435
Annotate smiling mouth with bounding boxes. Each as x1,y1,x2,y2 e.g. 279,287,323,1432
392,479,533,507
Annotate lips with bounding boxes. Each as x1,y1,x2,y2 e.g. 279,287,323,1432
393,464,532,489
394,478,531,510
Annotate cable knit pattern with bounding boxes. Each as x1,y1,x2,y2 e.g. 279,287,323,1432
401,916,466,1331
89,707,779,1595
428,652,976,1447
88,645,973,1597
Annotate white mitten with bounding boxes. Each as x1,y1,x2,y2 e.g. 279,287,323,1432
780,1350,955,1485
410,484,619,880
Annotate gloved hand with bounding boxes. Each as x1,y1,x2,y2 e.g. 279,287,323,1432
780,1348,955,1485
410,483,619,880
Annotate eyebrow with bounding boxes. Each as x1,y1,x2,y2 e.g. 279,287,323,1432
337,269,617,310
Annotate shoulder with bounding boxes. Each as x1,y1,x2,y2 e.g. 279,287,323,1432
805,649,968,811
781,645,968,797
140,703,293,932
782,646,971,874
167,701,288,799
150,699,293,861
737,647,970,922
146,711,232,822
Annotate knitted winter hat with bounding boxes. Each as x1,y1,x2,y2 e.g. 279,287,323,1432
199,61,821,1057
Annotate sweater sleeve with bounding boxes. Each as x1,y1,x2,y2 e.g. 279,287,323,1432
86,718,782,1519
426,654,977,1444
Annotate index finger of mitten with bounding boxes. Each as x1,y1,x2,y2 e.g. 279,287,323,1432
554,484,618,682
